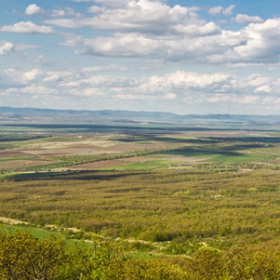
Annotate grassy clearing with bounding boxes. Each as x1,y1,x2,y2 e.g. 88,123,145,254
0,224,64,239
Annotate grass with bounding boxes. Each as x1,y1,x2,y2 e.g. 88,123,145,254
20,162,71,171
102,160,172,170
0,172,15,180
0,224,64,240
0,156,41,162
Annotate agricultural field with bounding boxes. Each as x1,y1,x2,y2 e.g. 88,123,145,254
1,121,280,278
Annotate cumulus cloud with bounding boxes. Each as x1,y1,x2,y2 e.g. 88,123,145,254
116,93,156,100
29,55,52,65
59,33,84,47
51,9,66,17
88,6,106,13
208,5,235,16
75,27,240,62
4,85,58,95
1,21,53,34
82,65,130,72
0,41,14,55
42,71,74,82
43,1,280,66
232,14,264,24
4,68,43,84
223,5,235,16
240,95,260,103
208,6,223,16
92,0,132,8
221,18,280,64
20,84,57,95
2,66,280,113
46,0,202,34
164,93,177,99
13,44,41,51
52,14,280,67
138,71,235,94
254,85,271,93
25,4,44,15
47,1,280,66
72,0,93,2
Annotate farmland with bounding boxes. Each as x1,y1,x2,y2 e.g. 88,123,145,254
1,120,280,278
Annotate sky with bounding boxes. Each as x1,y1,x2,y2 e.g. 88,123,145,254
1,0,280,115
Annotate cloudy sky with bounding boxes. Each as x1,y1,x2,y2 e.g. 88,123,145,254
1,0,280,115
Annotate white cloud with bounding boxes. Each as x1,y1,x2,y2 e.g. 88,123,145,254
51,15,280,66
223,5,235,16
1,22,53,34
45,18,84,29
208,5,235,16
76,28,236,62
208,94,231,103
246,75,272,87
60,33,84,47
2,67,280,113
20,84,57,95
138,71,234,94
116,93,156,100
43,71,74,82
81,65,130,72
164,93,177,99
232,14,264,24
4,68,43,84
0,41,14,55
2,0,280,114
13,44,41,51
208,6,223,16
25,4,44,15
46,0,202,34
88,6,106,13
72,0,91,2
92,0,132,8
29,55,52,65
254,85,271,93
51,9,66,17
4,85,58,95
195,18,280,65
239,95,260,104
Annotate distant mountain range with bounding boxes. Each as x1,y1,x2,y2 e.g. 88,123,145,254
1,106,280,125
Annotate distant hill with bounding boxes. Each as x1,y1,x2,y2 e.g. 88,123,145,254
1,106,280,125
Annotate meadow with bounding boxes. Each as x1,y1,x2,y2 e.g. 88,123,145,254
1,122,280,278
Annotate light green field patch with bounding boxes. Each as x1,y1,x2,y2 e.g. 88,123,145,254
0,172,15,180
0,224,64,239
134,141,153,144
21,161,70,171
101,160,172,170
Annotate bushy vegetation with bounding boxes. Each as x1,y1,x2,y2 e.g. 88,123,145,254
0,230,186,280
1,230,280,279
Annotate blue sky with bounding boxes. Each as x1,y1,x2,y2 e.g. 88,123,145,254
1,0,280,114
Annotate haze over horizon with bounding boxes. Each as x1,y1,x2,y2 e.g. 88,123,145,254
1,0,280,115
